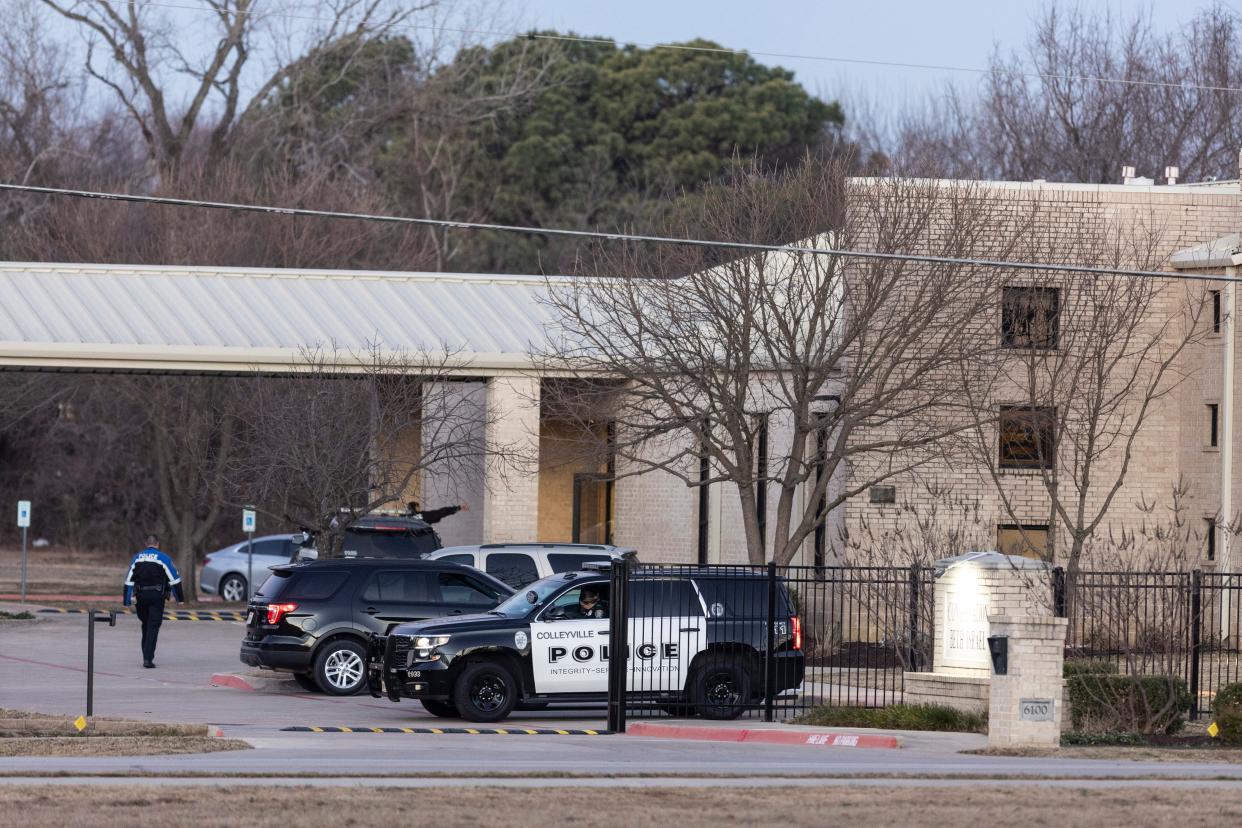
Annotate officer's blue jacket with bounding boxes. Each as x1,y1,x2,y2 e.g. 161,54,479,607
123,547,185,606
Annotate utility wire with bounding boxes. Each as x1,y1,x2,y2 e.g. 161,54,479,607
90,0,1242,97
0,181,1235,284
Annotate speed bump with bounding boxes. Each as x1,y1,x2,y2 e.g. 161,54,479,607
37,607,244,622
281,726,611,736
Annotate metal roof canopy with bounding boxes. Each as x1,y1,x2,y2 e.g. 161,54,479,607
0,262,568,375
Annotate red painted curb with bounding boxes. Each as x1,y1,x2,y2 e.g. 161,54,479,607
209,673,256,692
626,722,900,749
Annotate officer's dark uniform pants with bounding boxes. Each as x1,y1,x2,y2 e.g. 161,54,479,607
135,589,166,662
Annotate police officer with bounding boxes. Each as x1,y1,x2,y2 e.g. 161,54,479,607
407,501,469,524
122,534,185,668
563,587,607,619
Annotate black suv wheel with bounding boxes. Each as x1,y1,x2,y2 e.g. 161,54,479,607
452,661,518,723
313,639,367,695
691,654,752,720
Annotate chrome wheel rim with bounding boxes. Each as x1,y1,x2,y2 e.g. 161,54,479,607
221,577,246,602
324,650,364,690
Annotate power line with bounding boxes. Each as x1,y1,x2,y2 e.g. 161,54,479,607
89,0,1242,97
0,181,1235,284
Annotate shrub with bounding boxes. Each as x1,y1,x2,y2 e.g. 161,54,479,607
1213,682,1242,746
1067,674,1190,735
1063,659,1119,678
794,704,987,733
1060,731,1146,747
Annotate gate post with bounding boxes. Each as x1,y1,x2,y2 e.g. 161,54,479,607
764,561,778,722
907,565,922,673
606,556,631,733
1190,569,1203,719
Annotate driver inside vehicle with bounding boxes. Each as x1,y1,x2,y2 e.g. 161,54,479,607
562,587,608,619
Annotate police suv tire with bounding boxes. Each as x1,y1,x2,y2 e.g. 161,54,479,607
313,639,368,696
691,654,753,720
452,661,518,723
420,699,460,718
219,574,247,603
293,673,322,693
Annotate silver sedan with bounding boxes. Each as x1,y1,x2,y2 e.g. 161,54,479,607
200,534,296,602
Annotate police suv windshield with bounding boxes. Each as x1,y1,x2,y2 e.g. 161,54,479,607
489,573,594,618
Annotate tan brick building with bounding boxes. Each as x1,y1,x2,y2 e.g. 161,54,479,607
2,176,1240,568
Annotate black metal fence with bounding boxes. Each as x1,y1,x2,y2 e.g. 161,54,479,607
603,560,1242,730
1059,568,1242,719
605,560,934,731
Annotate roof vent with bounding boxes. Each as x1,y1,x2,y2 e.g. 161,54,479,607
1165,166,1180,185
1121,164,1136,183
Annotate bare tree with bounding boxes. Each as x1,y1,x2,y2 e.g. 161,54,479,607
959,217,1213,580
867,4,1242,183
37,0,427,169
541,155,1019,565
225,346,501,557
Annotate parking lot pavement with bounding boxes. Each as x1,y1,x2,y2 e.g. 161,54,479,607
0,610,598,729
7,612,1242,786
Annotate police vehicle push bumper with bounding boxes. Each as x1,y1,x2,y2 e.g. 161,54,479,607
368,633,454,703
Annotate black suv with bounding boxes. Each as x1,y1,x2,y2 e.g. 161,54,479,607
240,558,512,695
367,566,804,722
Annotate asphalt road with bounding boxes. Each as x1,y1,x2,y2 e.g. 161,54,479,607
5,610,1242,787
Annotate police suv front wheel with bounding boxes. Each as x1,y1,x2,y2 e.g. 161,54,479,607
691,654,752,720
452,661,518,723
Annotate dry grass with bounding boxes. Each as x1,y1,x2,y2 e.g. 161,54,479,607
0,737,249,757
0,546,122,596
1,785,1241,827
974,745,1242,763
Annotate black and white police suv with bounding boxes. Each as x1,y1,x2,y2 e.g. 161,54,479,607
366,566,805,722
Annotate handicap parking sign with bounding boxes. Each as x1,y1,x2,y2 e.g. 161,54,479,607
16,500,30,528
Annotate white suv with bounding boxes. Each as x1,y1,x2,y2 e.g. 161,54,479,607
423,543,634,589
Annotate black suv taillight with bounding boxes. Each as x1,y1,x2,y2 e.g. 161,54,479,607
266,603,298,624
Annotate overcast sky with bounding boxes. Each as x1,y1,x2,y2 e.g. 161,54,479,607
523,1,1195,105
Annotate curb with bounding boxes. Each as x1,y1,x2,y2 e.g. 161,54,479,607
281,726,611,735
626,722,901,749
209,673,258,692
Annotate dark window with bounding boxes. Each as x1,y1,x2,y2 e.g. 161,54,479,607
697,422,711,565
254,569,293,599
436,572,504,606
438,554,474,567
999,406,1056,469
360,571,431,603
1207,519,1217,561
572,474,613,544
755,413,769,554
997,525,1051,560
547,552,610,573
247,539,289,558
1209,404,1220,447
814,426,827,577
629,580,704,618
1002,286,1060,349
484,553,540,588
1213,290,1222,334
694,577,793,619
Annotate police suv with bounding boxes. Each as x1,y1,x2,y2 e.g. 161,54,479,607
366,566,804,722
